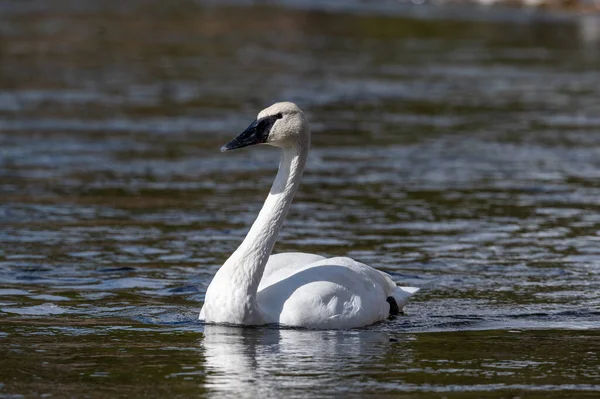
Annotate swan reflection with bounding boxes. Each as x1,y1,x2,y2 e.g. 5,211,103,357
201,325,412,396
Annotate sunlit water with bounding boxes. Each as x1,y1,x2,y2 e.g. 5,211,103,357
1,0,600,397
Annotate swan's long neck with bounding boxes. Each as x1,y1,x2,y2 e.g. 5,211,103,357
210,140,308,322
236,143,307,289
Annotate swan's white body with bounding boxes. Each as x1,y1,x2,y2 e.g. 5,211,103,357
200,102,418,329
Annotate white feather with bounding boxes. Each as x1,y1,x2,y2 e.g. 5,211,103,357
200,102,418,328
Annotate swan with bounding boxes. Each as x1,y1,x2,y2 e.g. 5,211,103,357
199,102,418,329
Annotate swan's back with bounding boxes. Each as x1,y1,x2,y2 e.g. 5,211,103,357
261,252,326,283
257,256,413,329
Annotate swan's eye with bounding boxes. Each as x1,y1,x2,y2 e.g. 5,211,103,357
275,113,283,120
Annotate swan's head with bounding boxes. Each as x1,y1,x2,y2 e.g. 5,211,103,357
221,102,309,152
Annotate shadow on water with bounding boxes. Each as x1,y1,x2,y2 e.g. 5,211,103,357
1,0,600,397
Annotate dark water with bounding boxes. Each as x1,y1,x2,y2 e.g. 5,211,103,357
1,1,600,397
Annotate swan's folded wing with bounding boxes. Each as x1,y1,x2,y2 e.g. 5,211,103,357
257,257,393,328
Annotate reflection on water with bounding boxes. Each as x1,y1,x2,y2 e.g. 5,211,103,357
203,325,404,396
202,325,600,397
1,0,600,397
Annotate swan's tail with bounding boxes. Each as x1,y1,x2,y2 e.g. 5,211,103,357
391,286,419,309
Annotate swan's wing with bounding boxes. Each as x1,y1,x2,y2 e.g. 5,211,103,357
257,257,398,329
259,252,326,290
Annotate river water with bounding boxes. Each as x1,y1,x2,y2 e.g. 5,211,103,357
1,1,600,398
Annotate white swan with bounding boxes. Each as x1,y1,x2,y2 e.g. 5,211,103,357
199,102,418,329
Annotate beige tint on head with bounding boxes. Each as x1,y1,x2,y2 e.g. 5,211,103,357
257,101,303,119
259,102,309,147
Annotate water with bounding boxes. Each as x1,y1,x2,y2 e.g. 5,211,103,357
1,0,600,397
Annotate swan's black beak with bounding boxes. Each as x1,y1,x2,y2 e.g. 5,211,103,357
221,118,268,152
221,114,281,152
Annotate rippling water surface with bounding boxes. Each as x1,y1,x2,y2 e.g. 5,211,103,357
1,1,600,397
